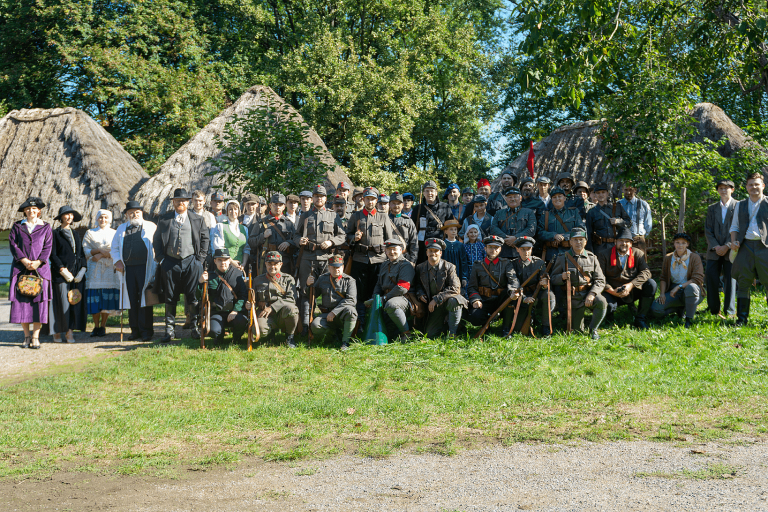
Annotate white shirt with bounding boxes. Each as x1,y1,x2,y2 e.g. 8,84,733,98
538,194,550,206
729,196,766,240
21,217,44,233
174,211,188,224
720,199,730,223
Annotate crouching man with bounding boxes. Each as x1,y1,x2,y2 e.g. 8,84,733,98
414,238,467,338
199,248,249,343
252,251,299,347
511,236,555,336
370,238,416,341
308,254,358,351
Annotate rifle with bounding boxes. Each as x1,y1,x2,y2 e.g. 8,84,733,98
565,271,572,333
508,293,524,336
512,259,555,337
474,295,514,340
294,216,309,280
308,287,315,343
200,280,210,349
247,272,260,351
343,219,361,275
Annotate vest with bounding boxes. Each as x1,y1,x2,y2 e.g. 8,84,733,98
123,225,148,266
222,221,247,262
166,217,194,259
736,198,768,246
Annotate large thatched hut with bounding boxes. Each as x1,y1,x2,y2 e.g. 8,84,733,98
134,85,353,217
495,103,763,191
0,107,148,283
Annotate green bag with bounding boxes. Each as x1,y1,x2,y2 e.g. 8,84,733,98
363,294,388,345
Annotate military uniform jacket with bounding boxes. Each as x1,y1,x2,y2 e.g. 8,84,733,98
205,265,248,314
253,272,297,312
248,214,297,254
414,259,468,307
467,257,520,302
486,191,506,217
293,207,346,261
538,207,584,246
336,211,351,231
345,209,395,264
390,214,419,264
313,272,357,316
550,250,606,295
412,201,454,241
373,256,416,300
512,257,547,296
597,247,652,290
586,202,631,251
521,196,547,220
490,206,537,239
564,195,587,220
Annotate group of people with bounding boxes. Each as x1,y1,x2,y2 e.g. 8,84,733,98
8,171,767,350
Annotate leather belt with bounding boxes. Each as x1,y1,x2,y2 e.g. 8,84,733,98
306,241,331,252
593,236,615,245
546,240,571,248
319,307,331,314
478,286,502,297
356,244,385,254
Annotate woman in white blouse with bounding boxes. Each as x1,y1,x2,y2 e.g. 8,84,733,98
211,200,249,270
82,209,121,337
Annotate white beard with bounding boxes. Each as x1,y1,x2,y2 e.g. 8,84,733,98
130,218,142,227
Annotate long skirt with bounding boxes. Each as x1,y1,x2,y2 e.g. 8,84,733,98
50,281,87,333
86,288,120,315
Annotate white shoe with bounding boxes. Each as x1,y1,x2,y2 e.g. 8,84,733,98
65,334,75,343
53,335,63,343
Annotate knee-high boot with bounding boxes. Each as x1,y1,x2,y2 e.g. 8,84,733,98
735,298,750,327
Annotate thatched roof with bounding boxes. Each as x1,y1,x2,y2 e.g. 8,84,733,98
134,85,353,216
0,107,149,231
496,102,763,191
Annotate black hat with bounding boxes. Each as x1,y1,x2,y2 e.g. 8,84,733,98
593,182,609,192
504,187,521,196
461,187,475,195
501,171,518,185
333,194,347,205
54,205,82,223
673,232,692,245
550,187,566,197
123,201,145,214
18,197,45,212
574,181,591,192
519,176,534,186
473,194,488,203
271,193,286,204
422,180,438,190
425,238,446,251
390,192,404,203
483,235,504,247
212,248,231,259
172,188,192,200
616,227,634,241
515,236,535,248
716,179,736,189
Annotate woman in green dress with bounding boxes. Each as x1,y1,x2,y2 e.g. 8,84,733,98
211,199,249,270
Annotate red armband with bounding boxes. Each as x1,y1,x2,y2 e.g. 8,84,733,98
397,280,411,290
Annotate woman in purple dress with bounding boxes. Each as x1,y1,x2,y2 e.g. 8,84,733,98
9,197,53,349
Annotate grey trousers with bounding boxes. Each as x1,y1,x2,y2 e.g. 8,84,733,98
310,308,358,344
423,297,463,337
732,240,768,299
383,296,411,333
256,304,299,337
651,283,703,320
568,290,607,332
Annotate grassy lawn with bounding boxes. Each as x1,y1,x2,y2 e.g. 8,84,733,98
0,293,767,479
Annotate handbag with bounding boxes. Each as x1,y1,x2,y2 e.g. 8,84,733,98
67,289,82,305
16,270,43,297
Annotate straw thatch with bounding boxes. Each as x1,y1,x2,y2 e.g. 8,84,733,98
495,102,764,191
0,107,148,230
134,85,353,217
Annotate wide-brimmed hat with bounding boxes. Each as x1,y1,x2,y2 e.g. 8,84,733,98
18,197,45,212
123,201,145,214
171,188,192,201
212,248,231,259
54,205,82,223
441,219,461,231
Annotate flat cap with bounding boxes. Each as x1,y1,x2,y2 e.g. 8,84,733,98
241,193,259,205
535,176,551,184
461,187,475,195
271,193,286,204
299,190,313,198
422,180,438,190
425,238,446,251
716,179,735,189
286,194,300,202
384,238,405,248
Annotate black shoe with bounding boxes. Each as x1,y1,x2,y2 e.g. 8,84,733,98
191,325,201,339
128,332,141,341
285,335,297,348
590,330,600,340
340,341,350,352
99,326,108,337
90,328,100,337
735,298,750,327
633,317,649,330
142,332,154,342
159,331,176,343
684,318,693,329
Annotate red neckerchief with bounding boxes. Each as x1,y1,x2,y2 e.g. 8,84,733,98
363,207,377,216
484,257,499,265
334,274,342,281
271,213,281,221
610,247,634,268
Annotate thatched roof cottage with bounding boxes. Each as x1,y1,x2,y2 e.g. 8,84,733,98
0,107,148,283
134,85,353,217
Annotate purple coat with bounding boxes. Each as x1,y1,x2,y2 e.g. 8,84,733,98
9,221,53,324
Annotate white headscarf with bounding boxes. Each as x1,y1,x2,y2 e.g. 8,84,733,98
464,223,482,244
94,209,113,230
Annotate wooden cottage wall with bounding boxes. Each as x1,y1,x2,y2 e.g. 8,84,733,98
0,230,11,284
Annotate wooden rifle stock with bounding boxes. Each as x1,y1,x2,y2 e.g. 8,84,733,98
200,281,209,349
247,273,259,351
507,293,524,337
565,271,572,333
474,295,514,339
308,287,315,342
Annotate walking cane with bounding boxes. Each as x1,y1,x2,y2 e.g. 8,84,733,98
119,272,124,342
565,271,573,333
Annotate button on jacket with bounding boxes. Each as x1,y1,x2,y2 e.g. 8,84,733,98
414,259,468,307
550,250,606,295
253,272,297,311
585,202,631,250
293,207,346,261
373,256,415,301
345,209,395,264
467,258,520,303
313,273,357,317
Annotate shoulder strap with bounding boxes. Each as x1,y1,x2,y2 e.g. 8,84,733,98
480,261,500,286
267,274,285,295
329,276,346,298
551,210,569,232
218,276,238,300
545,210,550,230
421,203,444,229
387,217,406,245
264,217,287,242
565,252,590,281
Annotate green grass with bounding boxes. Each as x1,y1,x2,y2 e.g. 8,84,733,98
0,282,9,299
635,463,741,480
0,293,767,478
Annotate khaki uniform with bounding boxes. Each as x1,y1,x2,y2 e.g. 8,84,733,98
390,214,419,264
537,207,584,262
550,250,607,333
373,256,416,334
414,259,467,337
511,256,555,334
248,214,297,275
346,209,395,318
466,257,520,332
586,202,631,254
310,272,358,345
252,272,299,337
490,207,537,259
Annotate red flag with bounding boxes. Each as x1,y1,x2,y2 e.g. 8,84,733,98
526,140,535,178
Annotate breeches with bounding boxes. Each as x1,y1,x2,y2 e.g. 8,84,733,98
257,304,299,337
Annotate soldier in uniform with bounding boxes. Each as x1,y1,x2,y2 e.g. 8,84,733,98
307,254,357,351
252,251,299,347
371,238,416,341
597,227,656,329
352,187,365,211
489,187,537,259
486,172,516,218
550,227,607,339
519,176,546,219
536,176,552,207
199,248,249,343
346,187,395,322
333,195,350,228
402,193,416,217
510,236,555,336
414,238,467,338
537,187,584,262
412,180,454,263
466,235,521,334
335,180,356,215
586,182,631,255
209,191,227,223
294,185,346,335
574,181,594,220
389,192,419,264
247,193,297,276
377,193,390,214
299,190,313,215
554,172,586,216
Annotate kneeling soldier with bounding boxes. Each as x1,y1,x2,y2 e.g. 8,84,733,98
511,236,555,336
252,251,300,348
466,235,521,334
414,238,468,338
199,248,249,343
371,238,416,341
307,254,358,351
597,227,656,329
550,227,607,339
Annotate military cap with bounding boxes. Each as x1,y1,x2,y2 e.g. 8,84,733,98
286,194,300,203
425,238,446,251
390,192,404,203
442,183,459,199
212,248,231,259
333,194,347,204
422,180,438,190
550,187,566,197
461,187,475,195
270,193,286,204
241,193,259,205
257,195,267,205
483,235,505,247
402,192,415,200
570,227,587,239
504,187,521,196
519,176,534,187
535,176,551,184
210,191,225,201
716,179,735,189
441,219,461,231
328,254,344,267
593,182,609,192
18,197,45,212
353,186,365,197
337,180,351,191
363,187,379,198
574,181,591,192
616,227,634,241
172,188,192,201
299,190,313,198
384,238,405,248
515,236,535,248
313,185,327,196
673,232,692,245
473,194,488,203
265,251,282,263
555,172,575,185
378,193,390,203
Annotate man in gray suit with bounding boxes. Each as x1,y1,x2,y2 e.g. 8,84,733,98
704,179,738,318
730,172,768,326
